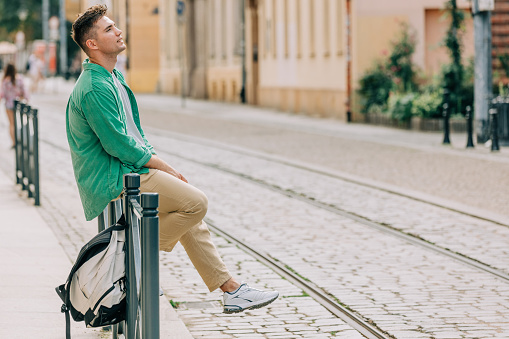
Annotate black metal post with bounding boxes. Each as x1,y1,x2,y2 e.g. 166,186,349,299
443,89,451,145
32,109,40,206
20,104,28,190
141,193,159,339
123,173,140,339
13,100,19,184
26,108,34,199
490,107,500,151
465,106,474,148
109,199,121,225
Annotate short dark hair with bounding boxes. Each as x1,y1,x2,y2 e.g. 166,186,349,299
71,4,108,54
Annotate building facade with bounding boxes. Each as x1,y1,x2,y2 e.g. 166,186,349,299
156,0,475,121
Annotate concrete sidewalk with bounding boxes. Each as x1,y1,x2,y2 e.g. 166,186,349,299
0,171,193,338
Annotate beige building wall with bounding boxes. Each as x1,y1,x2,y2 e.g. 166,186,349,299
254,0,348,119
159,0,243,102
87,0,160,92
206,0,243,102
126,0,160,92
156,0,475,120
159,0,184,95
425,8,475,77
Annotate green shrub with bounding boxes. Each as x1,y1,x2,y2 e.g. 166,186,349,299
411,91,443,118
388,93,416,122
387,22,419,93
358,63,393,113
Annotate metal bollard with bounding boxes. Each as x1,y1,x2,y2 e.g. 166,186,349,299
141,193,159,339
13,100,21,185
21,104,30,191
442,102,451,144
465,106,474,148
123,173,140,339
31,109,40,206
442,89,451,145
489,107,500,151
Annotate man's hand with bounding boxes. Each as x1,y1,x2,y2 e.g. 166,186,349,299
144,155,188,183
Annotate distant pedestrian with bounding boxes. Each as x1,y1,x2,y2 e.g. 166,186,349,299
27,52,44,92
0,63,28,148
67,4,279,314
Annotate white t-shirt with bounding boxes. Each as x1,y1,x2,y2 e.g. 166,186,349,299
112,72,145,147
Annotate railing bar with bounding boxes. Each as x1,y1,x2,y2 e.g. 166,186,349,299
130,198,143,218
129,210,142,298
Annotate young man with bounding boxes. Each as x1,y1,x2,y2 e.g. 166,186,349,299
66,5,278,314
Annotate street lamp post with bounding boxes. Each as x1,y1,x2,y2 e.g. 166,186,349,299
42,0,50,77
16,9,28,72
59,0,68,78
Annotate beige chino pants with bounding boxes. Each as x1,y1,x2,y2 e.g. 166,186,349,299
139,169,232,292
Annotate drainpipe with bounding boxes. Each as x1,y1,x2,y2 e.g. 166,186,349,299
346,0,352,122
240,0,247,103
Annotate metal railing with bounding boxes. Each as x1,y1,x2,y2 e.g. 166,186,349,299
97,173,160,339
13,100,40,206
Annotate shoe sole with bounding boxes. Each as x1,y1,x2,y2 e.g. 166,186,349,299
223,295,278,314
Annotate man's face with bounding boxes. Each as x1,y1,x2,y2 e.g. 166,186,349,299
89,16,126,55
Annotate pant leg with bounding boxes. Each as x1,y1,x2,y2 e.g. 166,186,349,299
139,169,231,291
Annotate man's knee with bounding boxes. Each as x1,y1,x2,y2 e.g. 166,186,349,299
191,191,208,220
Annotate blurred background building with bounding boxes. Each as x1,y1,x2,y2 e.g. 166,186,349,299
6,0,509,121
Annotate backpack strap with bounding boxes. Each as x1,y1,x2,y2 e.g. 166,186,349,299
55,284,71,339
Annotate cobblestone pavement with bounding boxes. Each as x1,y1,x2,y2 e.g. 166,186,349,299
2,82,508,338
136,94,509,220
152,144,509,339
146,132,509,274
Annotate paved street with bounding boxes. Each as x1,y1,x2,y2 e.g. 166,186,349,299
1,78,509,338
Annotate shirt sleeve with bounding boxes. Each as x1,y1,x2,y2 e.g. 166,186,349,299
81,89,152,169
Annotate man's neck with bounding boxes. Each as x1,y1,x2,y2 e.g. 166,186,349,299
88,54,117,73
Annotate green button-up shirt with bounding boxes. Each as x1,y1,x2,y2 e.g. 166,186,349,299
66,60,154,221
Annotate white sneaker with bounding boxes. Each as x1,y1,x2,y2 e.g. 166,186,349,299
223,283,279,314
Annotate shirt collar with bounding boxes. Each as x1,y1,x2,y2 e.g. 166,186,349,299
82,58,119,78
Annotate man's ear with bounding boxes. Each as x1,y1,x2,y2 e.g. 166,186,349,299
85,39,97,51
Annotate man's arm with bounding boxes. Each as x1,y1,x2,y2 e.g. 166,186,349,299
144,154,188,183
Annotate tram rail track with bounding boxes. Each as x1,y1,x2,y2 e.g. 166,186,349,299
148,132,509,283
39,128,509,282
207,220,391,339
33,103,509,338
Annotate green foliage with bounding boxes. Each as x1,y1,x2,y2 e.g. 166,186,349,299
388,92,416,122
0,0,60,42
358,62,393,113
387,22,418,93
497,53,509,78
411,91,443,118
358,22,419,115
441,0,465,115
